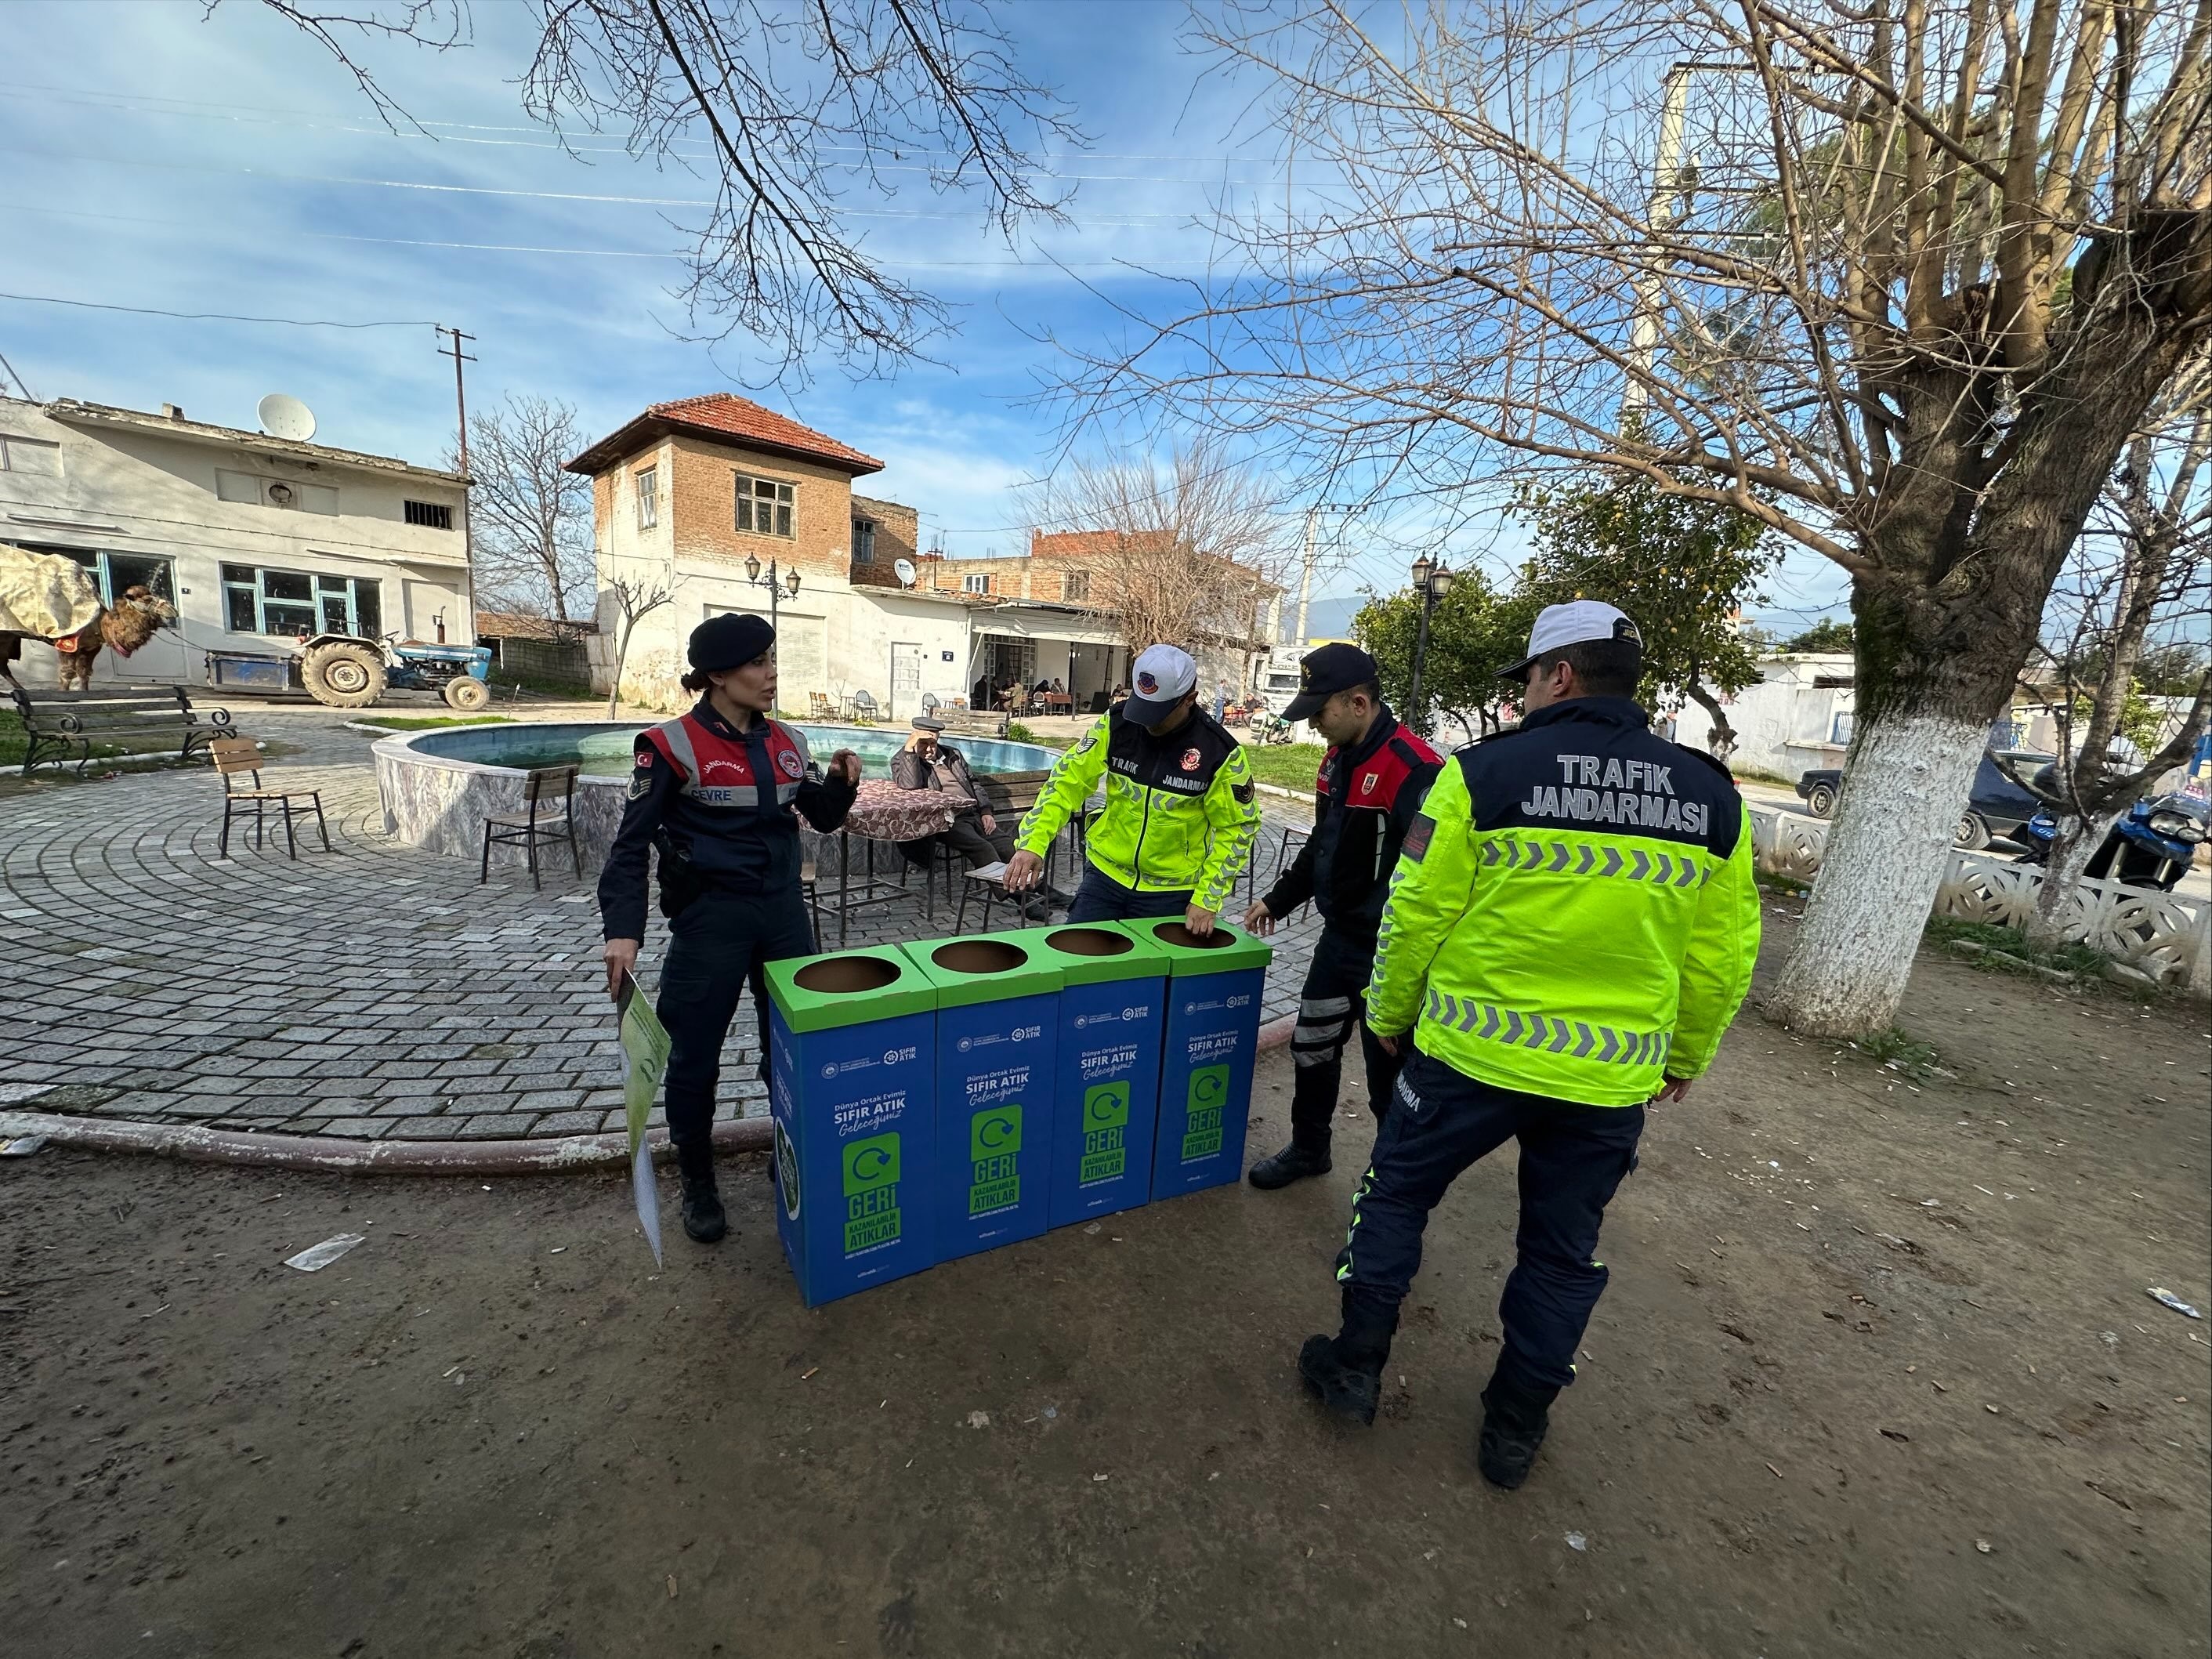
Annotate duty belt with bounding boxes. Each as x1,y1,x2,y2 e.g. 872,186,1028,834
1422,990,1672,1066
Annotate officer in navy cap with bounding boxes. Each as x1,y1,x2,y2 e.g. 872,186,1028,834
599,614,861,1244
1242,643,1443,1187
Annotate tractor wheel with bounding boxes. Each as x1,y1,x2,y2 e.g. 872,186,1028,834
302,641,388,708
443,676,491,712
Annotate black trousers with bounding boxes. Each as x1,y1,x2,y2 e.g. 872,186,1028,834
1336,1049,1646,1393
1288,925,1403,1152
938,809,1014,870
1066,866,1191,922
657,886,817,1156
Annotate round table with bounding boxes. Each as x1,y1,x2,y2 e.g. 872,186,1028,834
816,780,959,946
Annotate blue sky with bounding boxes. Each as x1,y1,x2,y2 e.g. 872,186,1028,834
0,0,1848,638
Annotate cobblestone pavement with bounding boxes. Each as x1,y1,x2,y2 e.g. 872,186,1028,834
0,707,1323,1140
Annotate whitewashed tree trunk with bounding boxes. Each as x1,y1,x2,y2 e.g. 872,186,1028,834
2022,808,2124,951
1768,708,1990,1037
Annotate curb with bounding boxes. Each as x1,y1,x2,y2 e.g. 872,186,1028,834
2,1019,1295,1175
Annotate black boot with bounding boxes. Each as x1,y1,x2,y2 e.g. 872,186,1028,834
1249,1139,1333,1190
1298,1291,1398,1425
1477,1370,1559,1490
675,1142,728,1244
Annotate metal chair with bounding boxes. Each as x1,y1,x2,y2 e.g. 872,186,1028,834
1248,823,1311,900
480,764,581,890
851,688,882,721
211,736,329,860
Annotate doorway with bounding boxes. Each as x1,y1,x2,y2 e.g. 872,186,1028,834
889,640,922,721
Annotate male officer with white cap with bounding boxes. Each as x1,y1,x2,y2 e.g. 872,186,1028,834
1004,643,1259,932
1295,600,1760,1489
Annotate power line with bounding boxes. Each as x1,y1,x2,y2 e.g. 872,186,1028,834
0,291,440,330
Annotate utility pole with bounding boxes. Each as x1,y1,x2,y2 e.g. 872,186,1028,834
1621,64,1693,423
436,325,479,639
1295,502,1358,649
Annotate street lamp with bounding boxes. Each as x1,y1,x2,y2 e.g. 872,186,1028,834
1406,556,1455,737
741,552,803,632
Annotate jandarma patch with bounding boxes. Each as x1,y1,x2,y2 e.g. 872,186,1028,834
1402,813,1435,861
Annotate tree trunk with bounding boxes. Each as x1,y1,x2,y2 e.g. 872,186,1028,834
606,623,632,721
2022,807,2121,951
1769,701,1993,1034
1685,679,1736,759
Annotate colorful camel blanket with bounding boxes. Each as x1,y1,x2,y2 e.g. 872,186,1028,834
0,543,105,643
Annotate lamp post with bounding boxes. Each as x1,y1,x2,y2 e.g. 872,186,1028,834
742,552,803,634
1406,556,1456,736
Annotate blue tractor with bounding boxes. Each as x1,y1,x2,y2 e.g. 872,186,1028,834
296,631,493,712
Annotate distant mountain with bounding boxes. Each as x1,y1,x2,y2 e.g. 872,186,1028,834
1290,592,1368,646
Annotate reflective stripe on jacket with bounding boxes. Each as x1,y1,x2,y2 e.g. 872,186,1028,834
1364,696,1760,1107
1015,705,1260,910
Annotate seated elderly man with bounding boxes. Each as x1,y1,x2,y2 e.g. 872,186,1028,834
892,716,1057,921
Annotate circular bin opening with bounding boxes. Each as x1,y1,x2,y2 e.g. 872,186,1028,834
1047,927,1133,958
931,940,1030,975
793,955,902,994
1151,922,1232,951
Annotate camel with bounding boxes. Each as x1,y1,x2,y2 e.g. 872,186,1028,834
0,542,178,692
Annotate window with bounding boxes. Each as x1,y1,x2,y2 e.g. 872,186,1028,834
635,466,657,530
1061,570,1091,602
404,499,454,530
222,563,382,638
963,572,992,595
0,434,61,476
1830,709,1855,746
852,518,876,564
736,473,794,538
45,547,173,607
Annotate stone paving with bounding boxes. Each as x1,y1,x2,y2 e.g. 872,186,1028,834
0,707,1323,1140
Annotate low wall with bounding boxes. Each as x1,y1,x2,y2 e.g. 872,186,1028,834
372,724,632,871
1748,805,2211,996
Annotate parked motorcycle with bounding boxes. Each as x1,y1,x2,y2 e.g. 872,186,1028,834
2006,791,2208,892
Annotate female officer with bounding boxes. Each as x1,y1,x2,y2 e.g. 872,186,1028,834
598,613,860,1244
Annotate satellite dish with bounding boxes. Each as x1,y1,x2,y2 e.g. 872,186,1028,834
894,557,918,589
257,393,317,442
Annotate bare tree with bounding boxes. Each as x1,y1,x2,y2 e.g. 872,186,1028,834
449,394,595,623
604,573,673,719
2007,389,2212,945
1060,0,2212,1035
241,0,1081,379
1026,444,1291,666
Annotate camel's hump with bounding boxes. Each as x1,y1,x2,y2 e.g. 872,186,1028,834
0,542,107,639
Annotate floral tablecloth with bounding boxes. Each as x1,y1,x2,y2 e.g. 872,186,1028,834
842,778,957,842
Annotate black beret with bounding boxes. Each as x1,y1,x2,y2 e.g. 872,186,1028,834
688,612,774,672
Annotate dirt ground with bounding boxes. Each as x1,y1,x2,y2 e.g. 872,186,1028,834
4,915,2207,1659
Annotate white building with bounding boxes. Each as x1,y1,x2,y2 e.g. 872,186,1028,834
1718,653,1856,779
0,395,471,687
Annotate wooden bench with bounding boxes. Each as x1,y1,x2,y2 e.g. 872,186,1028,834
9,683,234,777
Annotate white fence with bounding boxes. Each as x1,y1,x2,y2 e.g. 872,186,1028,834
1747,806,2211,998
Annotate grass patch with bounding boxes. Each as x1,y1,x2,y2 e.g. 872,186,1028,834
1732,766,1797,788
1756,871,1812,897
355,715,515,732
1238,741,1327,792
1,709,181,768
1924,915,2113,980
1004,722,1066,750
1846,1027,1942,1078
487,675,599,701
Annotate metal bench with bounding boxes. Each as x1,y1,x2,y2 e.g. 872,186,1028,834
9,683,234,777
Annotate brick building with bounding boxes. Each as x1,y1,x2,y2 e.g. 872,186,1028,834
569,394,976,715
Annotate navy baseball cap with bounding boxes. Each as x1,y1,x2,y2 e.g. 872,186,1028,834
1283,643,1382,723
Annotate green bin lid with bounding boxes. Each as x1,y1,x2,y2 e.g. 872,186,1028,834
989,922,1170,987
900,936,1066,1009
766,947,937,1034
1113,918,1273,978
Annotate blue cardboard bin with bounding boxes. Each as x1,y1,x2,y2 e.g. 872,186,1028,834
1119,920,1272,1200
991,924,1171,1228
904,937,1063,1262
764,947,940,1306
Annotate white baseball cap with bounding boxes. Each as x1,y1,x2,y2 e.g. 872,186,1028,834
1124,643,1197,724
1499,600,1642,679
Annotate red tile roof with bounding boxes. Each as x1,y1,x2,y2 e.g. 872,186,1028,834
565,393,883,477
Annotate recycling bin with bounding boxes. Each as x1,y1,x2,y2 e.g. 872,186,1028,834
987,923,1171,1229
764,947,940,1306
1120,920,1273,1200
905,937,1064,1262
